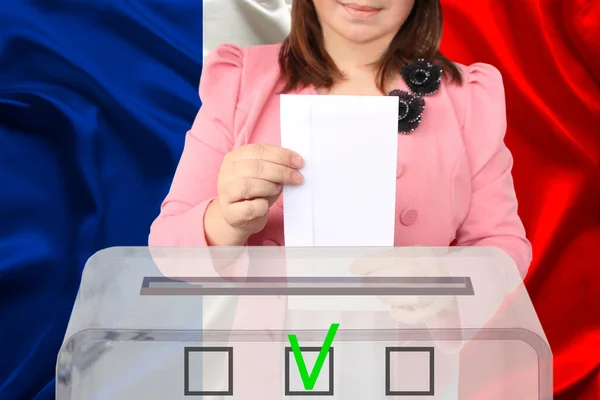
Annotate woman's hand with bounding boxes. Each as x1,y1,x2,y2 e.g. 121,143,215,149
205,144,304,246
349,252,456,325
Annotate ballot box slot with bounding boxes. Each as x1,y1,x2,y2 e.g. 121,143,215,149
140,276,474,296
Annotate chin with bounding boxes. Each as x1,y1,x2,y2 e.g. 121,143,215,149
337,26,386,44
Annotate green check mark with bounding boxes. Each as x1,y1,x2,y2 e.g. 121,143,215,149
288,323,339,390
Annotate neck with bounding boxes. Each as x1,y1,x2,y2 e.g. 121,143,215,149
322,29,391,78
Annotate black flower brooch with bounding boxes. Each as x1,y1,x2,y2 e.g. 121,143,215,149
387,59,442,134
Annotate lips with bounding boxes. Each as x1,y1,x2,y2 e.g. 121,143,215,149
343,4,380,12
341,2,382,18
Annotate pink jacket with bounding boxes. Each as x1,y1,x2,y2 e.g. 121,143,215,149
149,43,533,277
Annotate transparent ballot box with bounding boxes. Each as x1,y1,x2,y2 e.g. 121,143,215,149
56,247,552,399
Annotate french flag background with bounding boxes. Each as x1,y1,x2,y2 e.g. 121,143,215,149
0,0,599,399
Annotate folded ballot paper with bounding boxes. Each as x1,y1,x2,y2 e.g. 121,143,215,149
280,94,399,247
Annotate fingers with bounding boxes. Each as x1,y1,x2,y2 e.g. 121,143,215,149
348,256,410,276
220,178,282,203
224,198,270,227
348,254,441,276
217,144,304,233
235,158,303,185
348,257,384,276
233,144,304,169
389,296,454,325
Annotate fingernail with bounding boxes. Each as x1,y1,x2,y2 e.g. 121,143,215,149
276,184,283,191
293,171,304,184
293,155,304,168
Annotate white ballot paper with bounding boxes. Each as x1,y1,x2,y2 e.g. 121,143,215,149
280,94,399,247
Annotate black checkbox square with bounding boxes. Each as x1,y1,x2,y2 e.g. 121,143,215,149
285,347,334,396
184,347,233,396
385,347,434,396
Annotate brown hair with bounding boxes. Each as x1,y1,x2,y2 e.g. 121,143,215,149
278,0,462,93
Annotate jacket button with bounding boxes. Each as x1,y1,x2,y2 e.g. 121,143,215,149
396,165,404,178
400,209,418,226
262,239,280,246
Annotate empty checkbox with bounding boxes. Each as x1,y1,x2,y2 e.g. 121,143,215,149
386,347,434,396
184,347,233,396
285,347,334,396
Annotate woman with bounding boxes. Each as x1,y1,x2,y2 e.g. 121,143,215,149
149,0,532,278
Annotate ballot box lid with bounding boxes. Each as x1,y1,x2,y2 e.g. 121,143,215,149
60,246,547,339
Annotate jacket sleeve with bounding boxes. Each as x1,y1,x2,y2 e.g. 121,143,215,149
149,43,244,247
455,63,533,278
